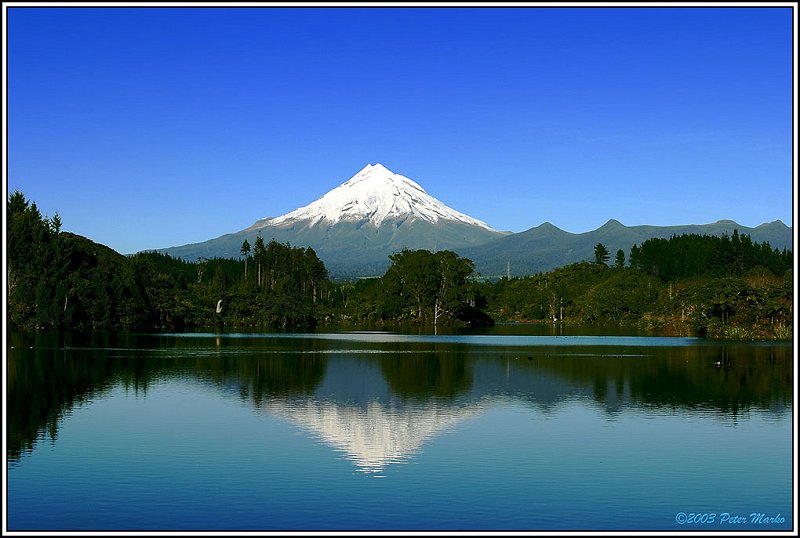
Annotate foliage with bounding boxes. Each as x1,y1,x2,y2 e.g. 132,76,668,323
629,230,791,281
7,191,792,339
579,269,660,322
482,232,793,340
381,249,480,326
7,192,329,331
482,262,615,322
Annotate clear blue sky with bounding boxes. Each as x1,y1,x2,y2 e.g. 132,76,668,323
6,5,794,254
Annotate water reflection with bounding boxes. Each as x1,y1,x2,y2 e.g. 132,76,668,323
265,396,483,474
7,330,792,472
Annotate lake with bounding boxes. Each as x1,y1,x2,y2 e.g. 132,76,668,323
6,325,794,532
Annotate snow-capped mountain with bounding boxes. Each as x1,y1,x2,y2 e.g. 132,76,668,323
161,163,508,277
253,163,496,231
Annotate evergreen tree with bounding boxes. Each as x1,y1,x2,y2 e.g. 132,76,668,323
240,239,251,281
593,243,610,266
614,249,625,269
253,235,266,287
50,212,62,235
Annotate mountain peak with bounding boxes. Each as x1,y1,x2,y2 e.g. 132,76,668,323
364,162,389,172
351,162,388,176
263,164,496,231
339,163,425,193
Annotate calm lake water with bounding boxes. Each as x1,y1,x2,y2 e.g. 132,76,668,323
6,325,794,532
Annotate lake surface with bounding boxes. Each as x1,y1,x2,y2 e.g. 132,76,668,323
6,325,794,531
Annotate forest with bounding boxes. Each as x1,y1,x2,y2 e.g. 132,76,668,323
7,191,794,339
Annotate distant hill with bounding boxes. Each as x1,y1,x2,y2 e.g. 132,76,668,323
457,219,793,279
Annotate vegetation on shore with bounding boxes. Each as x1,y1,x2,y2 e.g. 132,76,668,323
7,191,793,339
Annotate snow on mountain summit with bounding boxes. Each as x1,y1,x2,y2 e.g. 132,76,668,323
264,163,496,230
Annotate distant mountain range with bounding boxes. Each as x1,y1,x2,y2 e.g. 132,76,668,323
459,218,792,278
158,164,792,279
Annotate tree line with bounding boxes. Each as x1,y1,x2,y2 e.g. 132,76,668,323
7,191,793,338
484,236,792,339
7,191,328,330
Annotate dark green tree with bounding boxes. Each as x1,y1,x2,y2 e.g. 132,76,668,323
614,249,625,269
240,239,251,281
253,235,266,287
383,249,476,326
303,247,328,304
432,250,475,326
50,212,62,235
383,249,437,320
593,243,610,266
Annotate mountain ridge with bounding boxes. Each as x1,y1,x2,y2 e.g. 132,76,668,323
457,218,793,278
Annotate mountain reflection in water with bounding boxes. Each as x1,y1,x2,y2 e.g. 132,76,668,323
265,396,483,474
7,330,792,473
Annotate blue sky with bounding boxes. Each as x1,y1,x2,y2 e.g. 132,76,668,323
6,5,794,254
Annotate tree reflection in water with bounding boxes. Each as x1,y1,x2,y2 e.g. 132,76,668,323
7,331,792,467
